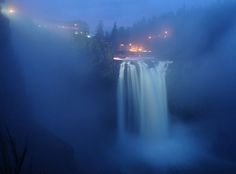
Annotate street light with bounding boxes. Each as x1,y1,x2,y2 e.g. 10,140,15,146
8,7,15,14
1,6,17,16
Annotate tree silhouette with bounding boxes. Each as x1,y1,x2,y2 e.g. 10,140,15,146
110,22,118,49
95,20,105,41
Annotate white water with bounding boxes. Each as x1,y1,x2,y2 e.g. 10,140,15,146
117,61,171,141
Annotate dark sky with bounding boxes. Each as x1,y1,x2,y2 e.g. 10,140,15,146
8,0,217,28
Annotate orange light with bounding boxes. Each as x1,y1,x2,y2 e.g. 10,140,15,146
129,48,137,52
129,45,151,53
129,46,139,52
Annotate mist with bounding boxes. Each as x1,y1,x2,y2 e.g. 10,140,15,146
1,0,236,174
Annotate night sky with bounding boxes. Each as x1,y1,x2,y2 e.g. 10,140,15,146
8,0,217,29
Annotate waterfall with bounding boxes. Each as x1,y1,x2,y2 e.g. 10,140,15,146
117,60,171,141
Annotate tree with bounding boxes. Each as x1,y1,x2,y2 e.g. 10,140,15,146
89,21,115,80
110,22,119,52
95,20,105,41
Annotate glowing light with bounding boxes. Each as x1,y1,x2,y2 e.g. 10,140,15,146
8,7,16,14
148,36,152,39
87,35,91,38
120,44,125,47
129,46,139,52
161,29,171,39
2,6,17,16
113,57,124,61
113,56,154,61
74,31,79,35
129,45,152,53
129,46,141,52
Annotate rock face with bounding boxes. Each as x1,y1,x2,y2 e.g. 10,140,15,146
0,9,78,174
0,6,30,127
0,7,12,120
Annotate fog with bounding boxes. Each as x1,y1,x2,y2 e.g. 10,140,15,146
9,0,218,28
1,0,236,174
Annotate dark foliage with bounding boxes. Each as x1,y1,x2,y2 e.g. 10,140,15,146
0,126,28,174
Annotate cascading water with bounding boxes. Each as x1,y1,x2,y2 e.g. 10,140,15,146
117,60,171,142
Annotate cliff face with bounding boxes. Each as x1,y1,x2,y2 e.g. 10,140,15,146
0,10,10,52
0,9,30,131
0,10,78,174
0,9,14,120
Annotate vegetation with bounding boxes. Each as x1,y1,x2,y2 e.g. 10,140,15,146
0,126,28,174
0,5,30,174
73,1,236,64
